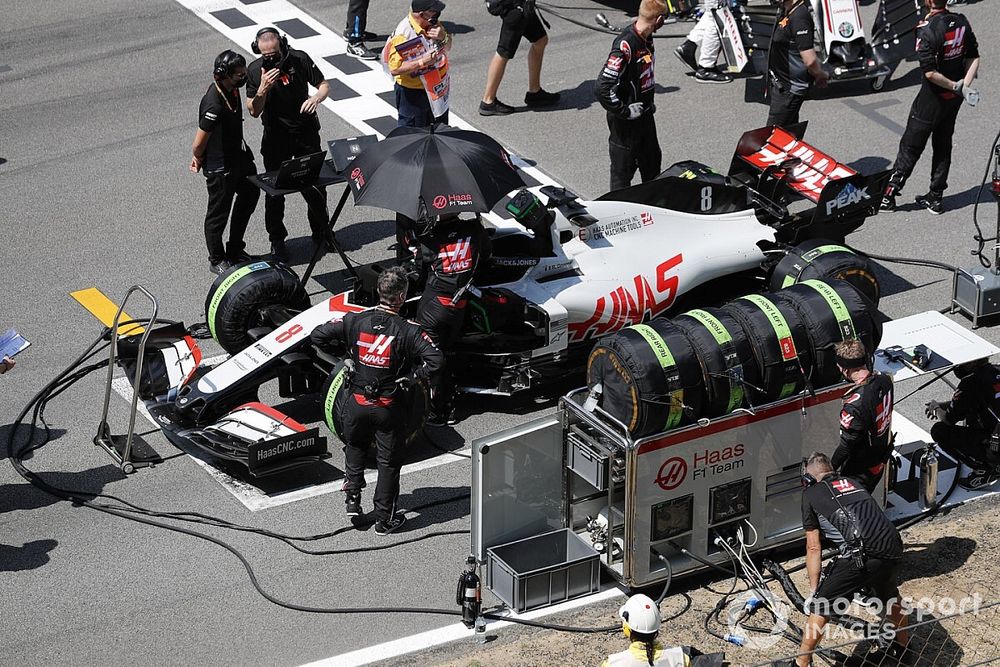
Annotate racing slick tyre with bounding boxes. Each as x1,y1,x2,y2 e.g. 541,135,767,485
587,320,703,438
320,362,429,445
673,307,764,417
722,294,813,404
771,279,883,388
205,261,310,355
769,239,880,307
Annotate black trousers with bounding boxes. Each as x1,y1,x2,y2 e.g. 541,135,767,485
809,556,901,617
345,0,371,41
766,79,806,128
607,112,661,192
416,288,465,414
260,129,328,243
931,422,995,471
888,87,963,196
341,394,406,521
203,170,260,264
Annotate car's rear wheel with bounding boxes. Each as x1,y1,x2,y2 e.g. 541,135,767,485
205,260,311,355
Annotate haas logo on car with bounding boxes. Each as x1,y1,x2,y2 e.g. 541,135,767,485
440,237,473,273
569,254,683,342
357,332,394,368
654,445,746,491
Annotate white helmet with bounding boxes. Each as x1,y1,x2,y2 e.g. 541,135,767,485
618,594,661,634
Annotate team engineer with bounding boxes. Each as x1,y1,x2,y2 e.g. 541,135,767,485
833,340,894,493
783,453,909,666
766,0,828,127
595,0,668,192
311,267,443,535
245,27,331,264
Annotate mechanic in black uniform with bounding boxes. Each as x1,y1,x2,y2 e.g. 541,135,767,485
595,0,667,192
782,452,909,667
880,0,980,215
925,358,1000,489
766,0,828,127
311,266,444,535
245,27,331,264
414,214,492,426
190,50,260,275
832,340,895,493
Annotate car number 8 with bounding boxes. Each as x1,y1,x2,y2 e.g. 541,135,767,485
276,323,303,343
700,186,712,212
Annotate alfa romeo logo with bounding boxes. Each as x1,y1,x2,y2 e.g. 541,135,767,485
838,22,854,38
655,456,687,490
432,195,448,209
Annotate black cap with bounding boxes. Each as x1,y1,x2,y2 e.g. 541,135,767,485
412,0,445,13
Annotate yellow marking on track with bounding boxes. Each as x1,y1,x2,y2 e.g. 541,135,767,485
70,288,145,336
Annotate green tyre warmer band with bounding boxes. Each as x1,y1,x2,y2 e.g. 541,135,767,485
323,366,349,440
631,323,685,431
207,263,270,342
771,238,881,307
779,244,852,289
681,309,745,414
802,279,857,341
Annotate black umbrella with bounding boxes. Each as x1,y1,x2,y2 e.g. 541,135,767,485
346,124,526,220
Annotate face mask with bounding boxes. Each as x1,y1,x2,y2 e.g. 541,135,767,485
262,54,283,70
232,74,248,87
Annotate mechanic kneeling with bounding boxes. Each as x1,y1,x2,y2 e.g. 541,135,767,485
783,452,909,667
414,213,491,426
311,266,443,535
925,358,1000,490
833,340,894,493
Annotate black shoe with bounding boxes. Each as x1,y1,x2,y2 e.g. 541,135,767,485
344,30,379,42
959,469,998,490
227,250,253,264
346,42,378,60
915,192,944,215
270,241,289,264
674,40,697,72
524,89,560,107
209,259,234,276
374,513,406,535
479,99,515,116
426,407,456,428
694,67,732,84
880,185,898,212
345,492,362,517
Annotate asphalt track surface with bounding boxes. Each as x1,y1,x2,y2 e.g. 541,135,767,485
1,0,998,664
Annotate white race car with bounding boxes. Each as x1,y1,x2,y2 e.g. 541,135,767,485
121,126,887,475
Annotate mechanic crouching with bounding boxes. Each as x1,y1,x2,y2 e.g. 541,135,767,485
779,452,910,667
925,358,1000,490
833,340,894,493
311,266,443,535
414,213,491,426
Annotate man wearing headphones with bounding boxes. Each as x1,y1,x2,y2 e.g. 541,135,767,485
784,452,910,667
190,50,260,275
832,340,894,493
311,267,443,534
246,28,331,264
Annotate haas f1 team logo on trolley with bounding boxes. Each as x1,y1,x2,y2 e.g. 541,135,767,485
569,254,683,342
655,445,746,491
440,237,473,273
655,457,687,491
357,332,395,368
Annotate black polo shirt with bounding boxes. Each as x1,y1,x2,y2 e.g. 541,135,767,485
198,84,248,174
916,9,979,100
802,475,903,560
246,49,325,134
769,0,815,96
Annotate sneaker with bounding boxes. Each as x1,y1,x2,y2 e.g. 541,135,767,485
345,492,362,517
674,40,698,72
959,469,998,490
209,259,234,276
374,513,406,535
227,250,252,264
343,30,379,42
694,67,732,84
270,241,289,264
915,192,944,215
426,407,456,428
524,89,560,107
346,42,378,61
479,99,515,116
880,185,898,211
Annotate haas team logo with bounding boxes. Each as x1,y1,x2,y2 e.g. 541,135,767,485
357,332,394,368
655,456,687,491
440,237,473,273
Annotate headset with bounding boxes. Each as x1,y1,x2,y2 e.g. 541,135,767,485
213,50,246,81
251,27,289,55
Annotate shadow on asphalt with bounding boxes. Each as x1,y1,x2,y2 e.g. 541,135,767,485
900,536,978,584
0,539,58,572
0,424,68,462
0,464,127,513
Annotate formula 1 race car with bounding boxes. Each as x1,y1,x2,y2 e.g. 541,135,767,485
119,125,888,476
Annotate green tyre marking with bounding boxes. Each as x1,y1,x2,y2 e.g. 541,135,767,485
784,244,853,287
685,309,744,412
207,263,269,341
740,294,800,398
802,279,857,341
630,324,684,430
324,368,348,439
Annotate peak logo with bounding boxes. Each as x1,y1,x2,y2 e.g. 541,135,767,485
825,183,870,215
569,254,682,342
357,332,394,368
